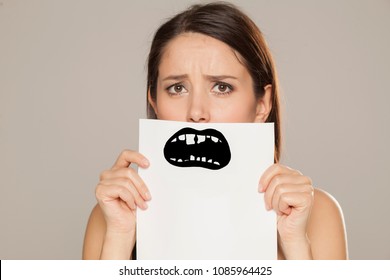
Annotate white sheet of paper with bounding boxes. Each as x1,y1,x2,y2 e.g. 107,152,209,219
137,119,276,259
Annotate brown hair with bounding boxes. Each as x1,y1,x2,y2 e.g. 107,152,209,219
146,2,282,162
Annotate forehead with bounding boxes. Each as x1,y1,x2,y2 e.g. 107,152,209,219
159,32,248,76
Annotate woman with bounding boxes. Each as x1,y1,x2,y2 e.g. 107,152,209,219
83,2,347,260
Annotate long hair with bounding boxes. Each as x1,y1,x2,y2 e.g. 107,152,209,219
146,2,282,162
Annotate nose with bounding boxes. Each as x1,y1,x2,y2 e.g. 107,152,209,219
186,91,210,123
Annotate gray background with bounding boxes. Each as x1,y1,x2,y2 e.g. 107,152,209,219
0,0,389,259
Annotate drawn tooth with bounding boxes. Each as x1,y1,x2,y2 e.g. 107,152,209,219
177,159,183,162
211,136,218,143
206,135,211,139
186,134,195,145
171,138,177,142
170,158,176,161
214,161,220,165
196,157,200,161
207,159,213,163
190,155,195,161
197,135,205,143
202,157,206,162
184,159,189,162
178,135,185,141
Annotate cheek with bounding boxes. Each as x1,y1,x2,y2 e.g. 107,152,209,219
155,95,187,121
211,96,257,122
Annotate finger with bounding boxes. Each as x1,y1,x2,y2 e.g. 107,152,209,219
259,163,302,192
100,168,151,201
100,178,148,210
96,183,136,210
126,182,149,210
263,174,312,209
270,184,313,213
277,192,313,216
112,149,149,170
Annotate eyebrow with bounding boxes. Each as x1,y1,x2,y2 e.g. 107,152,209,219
162,74,238,81
162,74,188,81
204,75,238,80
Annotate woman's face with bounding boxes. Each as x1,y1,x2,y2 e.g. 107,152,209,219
149,32,272,123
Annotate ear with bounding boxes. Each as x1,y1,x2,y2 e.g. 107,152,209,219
254,84,272,123
148,88,158,117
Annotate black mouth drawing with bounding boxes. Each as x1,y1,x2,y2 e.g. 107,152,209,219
163,127,231,170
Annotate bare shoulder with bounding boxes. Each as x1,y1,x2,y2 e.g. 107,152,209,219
82,204,106,259
312,188,343,217
307,188,348,259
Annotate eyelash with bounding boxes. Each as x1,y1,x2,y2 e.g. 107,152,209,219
166,82,234,96
166,83,188,96
211,82,233,96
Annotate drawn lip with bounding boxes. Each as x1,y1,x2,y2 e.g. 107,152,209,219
163,127,231,170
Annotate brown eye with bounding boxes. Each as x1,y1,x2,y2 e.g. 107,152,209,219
212,82,233,95
218,84,227,92
167,83,188,95
174,85,183,92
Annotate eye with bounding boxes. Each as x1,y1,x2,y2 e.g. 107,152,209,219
166,83,188,96
212,82,233,95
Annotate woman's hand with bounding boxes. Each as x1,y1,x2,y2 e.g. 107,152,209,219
259,163,314,259
96,149,151,234
95,149,151,259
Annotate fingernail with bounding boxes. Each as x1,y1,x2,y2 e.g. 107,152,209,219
142,159,150,167
266,204,271,211
258,183,263,192
144,191,151,201
142,202,148,210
